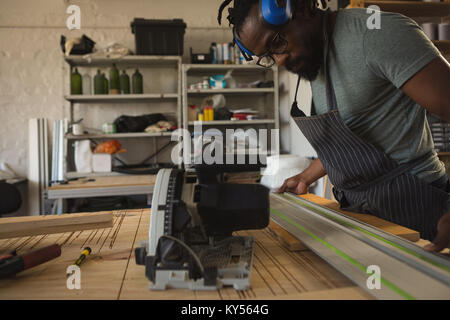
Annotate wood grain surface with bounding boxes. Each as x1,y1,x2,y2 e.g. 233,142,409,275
47,175,156,190
0,208,372,300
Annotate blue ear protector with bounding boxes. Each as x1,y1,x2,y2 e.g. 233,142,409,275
234,0,292,61
260,0,292,27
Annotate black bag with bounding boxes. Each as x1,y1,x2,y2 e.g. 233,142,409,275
114,113,167,133
60,34,95,55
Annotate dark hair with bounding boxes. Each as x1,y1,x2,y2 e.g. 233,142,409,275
218,0,325,32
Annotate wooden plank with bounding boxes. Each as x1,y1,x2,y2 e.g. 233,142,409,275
299,194,420,242
48,174,156,191
0,212,113,239
267,220,308,251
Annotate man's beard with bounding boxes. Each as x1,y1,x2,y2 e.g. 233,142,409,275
285,30,324,81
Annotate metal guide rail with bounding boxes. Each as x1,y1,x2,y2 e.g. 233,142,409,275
270,193,450,300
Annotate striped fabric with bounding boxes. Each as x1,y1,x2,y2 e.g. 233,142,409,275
289,12,448,240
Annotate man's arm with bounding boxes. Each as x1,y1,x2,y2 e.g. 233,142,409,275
402,57,450,253
401,56,450,123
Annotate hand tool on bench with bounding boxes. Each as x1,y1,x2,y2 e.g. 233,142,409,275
0,244,61,279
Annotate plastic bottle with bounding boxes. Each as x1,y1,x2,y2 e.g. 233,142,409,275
223,43,230,64
188,105,197,121
211,42,217,64
70,67,82,95
119,70,130,94
229,43,235,64
82,73,91,95
109,63,120,94
210,105,214,121
216,43,223,64
234,46,240,65
94,69,104,94
132,69,143,94
102,73,108,94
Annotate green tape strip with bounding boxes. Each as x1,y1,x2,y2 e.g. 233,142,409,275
270,207,416,300
281,194,450,274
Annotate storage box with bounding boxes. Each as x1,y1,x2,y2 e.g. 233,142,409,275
130,18,186,55
92,153,112,173
190,48,212,64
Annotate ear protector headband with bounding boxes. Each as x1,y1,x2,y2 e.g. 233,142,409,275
234,0,292,61
260,0,292,27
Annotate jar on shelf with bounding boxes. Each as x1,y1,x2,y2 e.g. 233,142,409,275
132,69,143,94
188,105,197,121
94,69,104,94
109,63,120,94
70,67,82,95
119,70,130,94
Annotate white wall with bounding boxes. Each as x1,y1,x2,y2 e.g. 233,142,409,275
0,0,233,177
0,0,338,199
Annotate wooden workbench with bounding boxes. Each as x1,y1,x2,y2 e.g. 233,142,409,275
0,194,427,300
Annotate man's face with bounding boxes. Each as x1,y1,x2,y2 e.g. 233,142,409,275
237,5,323,80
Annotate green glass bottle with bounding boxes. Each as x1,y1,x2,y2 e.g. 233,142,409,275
70,67,82,95
109,63,120,94
94,69,104,94
102,73,109,95
119,70,130,94
132,69,143,94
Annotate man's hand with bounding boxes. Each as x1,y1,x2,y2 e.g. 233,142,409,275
423,212,450,253
276,158,327,195
276,173,310,194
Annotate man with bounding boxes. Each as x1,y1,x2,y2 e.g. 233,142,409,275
218,0,450,252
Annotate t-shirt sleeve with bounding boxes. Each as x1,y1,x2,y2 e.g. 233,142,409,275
363,12,441,88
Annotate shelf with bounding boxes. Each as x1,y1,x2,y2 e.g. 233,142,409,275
188,119,276,126
350,0,450,17
64,55,181,68
65,93,178,103
66,132,173,140
184,63,274,70
187,88,274,94
183,64,277,75
433,40,450,55
65,171,126,179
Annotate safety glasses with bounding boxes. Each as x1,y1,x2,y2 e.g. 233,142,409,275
233,27,288,68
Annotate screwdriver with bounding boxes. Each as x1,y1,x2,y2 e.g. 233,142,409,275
74,247,91,267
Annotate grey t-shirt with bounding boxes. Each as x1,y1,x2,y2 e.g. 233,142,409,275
311,8,446,184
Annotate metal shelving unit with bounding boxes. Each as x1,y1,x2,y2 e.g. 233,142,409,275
181,63,279,164
61,55,182,178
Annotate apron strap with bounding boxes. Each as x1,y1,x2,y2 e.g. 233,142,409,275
290,75,306,117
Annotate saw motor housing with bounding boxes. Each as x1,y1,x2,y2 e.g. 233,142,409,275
135,166,270,290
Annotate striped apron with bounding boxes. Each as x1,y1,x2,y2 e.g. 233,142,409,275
290,12,448,240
